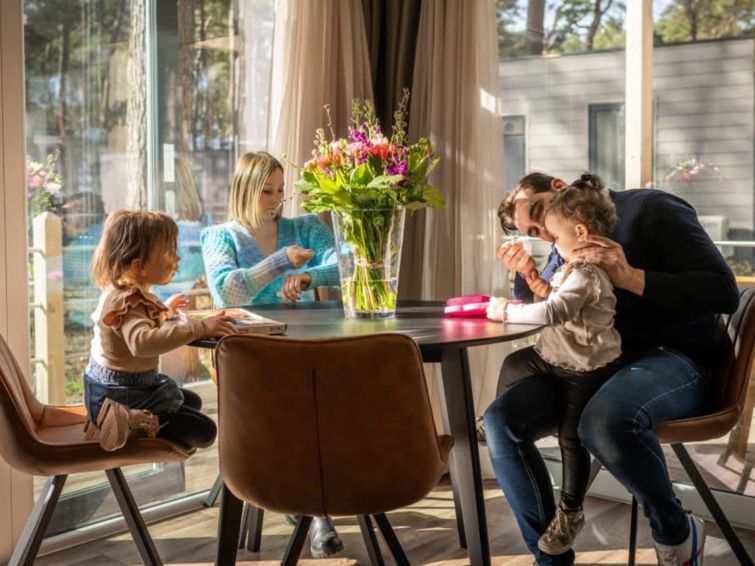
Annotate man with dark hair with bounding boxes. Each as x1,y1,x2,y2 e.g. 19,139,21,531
483,172,738,566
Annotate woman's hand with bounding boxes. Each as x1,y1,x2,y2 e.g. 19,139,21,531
286,245,315,268
486,297,509,322
201,313,240,337
165,293,190,318
281,273,312,302
576,235,645,295
525,270,551,300
497,241,536,276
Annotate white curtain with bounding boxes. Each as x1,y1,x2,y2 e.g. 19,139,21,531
408,0,508,446
268,0,374,215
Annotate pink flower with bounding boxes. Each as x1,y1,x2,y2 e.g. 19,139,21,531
29,175,43,188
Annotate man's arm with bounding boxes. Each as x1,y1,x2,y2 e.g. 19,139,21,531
579,192,739,315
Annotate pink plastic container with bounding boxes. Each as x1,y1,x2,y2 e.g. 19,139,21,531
444,295,490,317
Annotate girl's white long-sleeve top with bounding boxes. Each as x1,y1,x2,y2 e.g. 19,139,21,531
507,260,621,371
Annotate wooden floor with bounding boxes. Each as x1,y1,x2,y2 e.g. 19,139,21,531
37,478,755,565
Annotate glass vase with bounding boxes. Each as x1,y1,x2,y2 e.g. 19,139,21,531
331,207,405,319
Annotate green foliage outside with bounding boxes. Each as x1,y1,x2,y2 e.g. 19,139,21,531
498,0,753,60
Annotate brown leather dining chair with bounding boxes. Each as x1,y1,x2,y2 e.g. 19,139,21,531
616,288,755,566
214,333,454,565
0,334,194,566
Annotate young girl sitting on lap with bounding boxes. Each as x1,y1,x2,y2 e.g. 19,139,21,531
485,174,622,556
85,210,238,451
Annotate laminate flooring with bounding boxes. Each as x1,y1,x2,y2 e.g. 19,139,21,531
35,479,755,565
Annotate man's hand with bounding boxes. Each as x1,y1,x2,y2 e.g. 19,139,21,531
281,273,312,302
525,270,551,300
497,241,536,275
576,235,645,295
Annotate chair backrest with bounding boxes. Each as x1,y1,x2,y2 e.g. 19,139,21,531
0,334,47,472
215,333,447,517
713,288,755,414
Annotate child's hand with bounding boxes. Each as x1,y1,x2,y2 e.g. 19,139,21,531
202,313,240,337
165,293,190,317
486,297,509,322
281,273,312,302
525,270,551,300
286,245,315,268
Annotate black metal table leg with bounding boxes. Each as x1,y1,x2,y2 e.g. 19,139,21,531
437,346,490,566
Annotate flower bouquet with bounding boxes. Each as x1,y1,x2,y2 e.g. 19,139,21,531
294,92,444,318
27,152,63,218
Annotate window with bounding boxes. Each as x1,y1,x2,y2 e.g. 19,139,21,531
24,0,275,536
503,115,526,194
589,103,625,190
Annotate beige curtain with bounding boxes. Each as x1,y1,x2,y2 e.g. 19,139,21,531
269,0,374,215
406,0,508,447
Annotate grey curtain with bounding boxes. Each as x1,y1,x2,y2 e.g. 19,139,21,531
361,0,422,136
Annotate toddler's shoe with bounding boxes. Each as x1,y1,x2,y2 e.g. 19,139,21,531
537,502,585,555
654,512,705,566
96,398,160,452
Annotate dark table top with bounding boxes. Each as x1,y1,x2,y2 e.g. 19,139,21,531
192,300,542,350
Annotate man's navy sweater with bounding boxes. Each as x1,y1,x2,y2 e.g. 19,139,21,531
514,189,739,368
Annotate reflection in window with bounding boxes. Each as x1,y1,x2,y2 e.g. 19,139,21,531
589,103,625,191
503,115,526,195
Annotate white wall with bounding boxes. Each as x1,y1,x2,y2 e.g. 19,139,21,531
499,38,755,230
0,0,34,561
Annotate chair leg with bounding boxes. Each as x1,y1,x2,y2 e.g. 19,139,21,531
358,515,385,566
106,468,163,566
282,516,312,566
245,504,264,552
628,496,638,566
215,483,244,566
204,473,224,507
373,513,410,566
237,503,250,549
8,475,67,566
672,443,754,566
450,474,467,549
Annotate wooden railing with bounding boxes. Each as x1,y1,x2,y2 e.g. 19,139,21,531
29,212,65,404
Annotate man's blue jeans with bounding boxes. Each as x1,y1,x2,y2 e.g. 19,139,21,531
483,348,711,565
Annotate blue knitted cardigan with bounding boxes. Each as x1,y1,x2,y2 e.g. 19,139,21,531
201,215,339,307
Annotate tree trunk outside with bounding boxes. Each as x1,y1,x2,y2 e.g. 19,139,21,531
178,0,195,154
127,0,148,209
526,0,545,55
57,21,70,137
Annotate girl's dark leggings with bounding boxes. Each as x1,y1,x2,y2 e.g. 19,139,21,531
158,388,217,449
497,346,620,509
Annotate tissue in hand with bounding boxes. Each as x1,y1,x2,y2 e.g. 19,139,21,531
504,236,533,256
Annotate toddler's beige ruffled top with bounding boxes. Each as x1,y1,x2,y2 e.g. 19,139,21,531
90,287,205,373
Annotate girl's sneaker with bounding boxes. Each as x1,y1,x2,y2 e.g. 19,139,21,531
537,502,585,555
96,398,160,452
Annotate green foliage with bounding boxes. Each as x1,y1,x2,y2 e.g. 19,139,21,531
654,0,754,44
498,0,753,59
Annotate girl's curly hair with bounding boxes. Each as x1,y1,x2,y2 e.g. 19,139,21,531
546,173,616,236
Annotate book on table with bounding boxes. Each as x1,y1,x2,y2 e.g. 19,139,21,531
184,308,287,335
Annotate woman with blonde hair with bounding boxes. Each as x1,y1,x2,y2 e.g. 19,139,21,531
201,151,339,308
200,151,343,558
